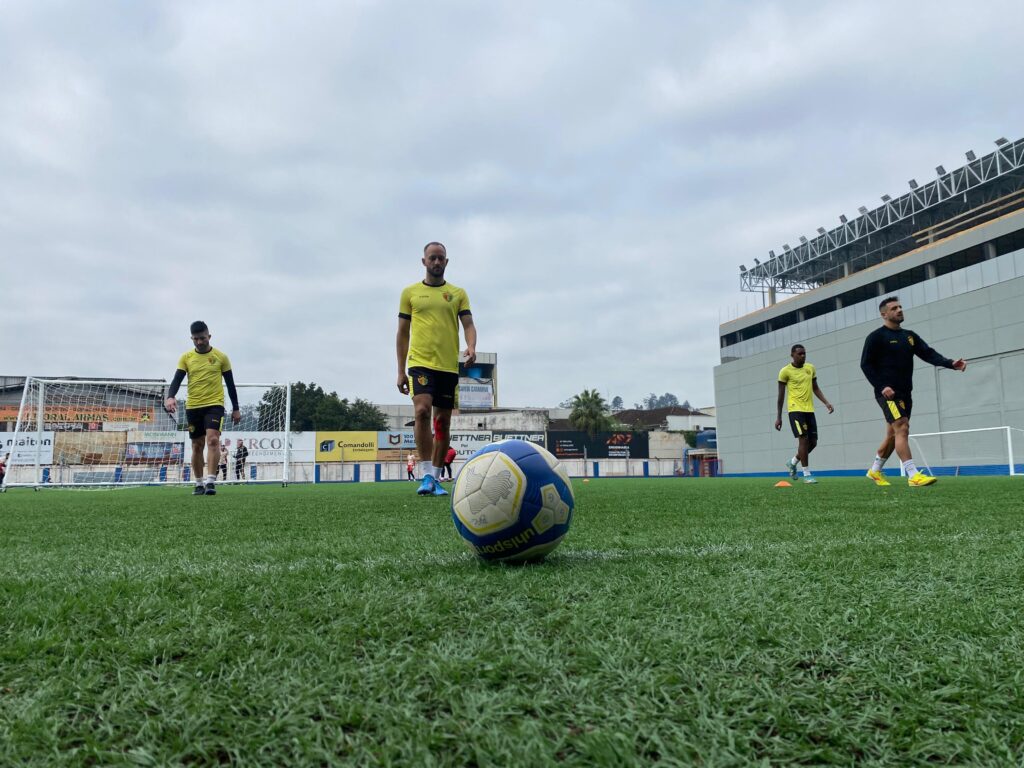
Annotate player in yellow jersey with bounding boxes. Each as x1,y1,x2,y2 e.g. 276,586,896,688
396,242,477,497
775,344,834,484
164,321,241,495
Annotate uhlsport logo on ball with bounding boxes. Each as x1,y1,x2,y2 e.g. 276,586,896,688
451,439,574,563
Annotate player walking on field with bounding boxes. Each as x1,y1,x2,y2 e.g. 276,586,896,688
165,321,241,496
860,297,967,487
775,344,834,484
396,242,476,497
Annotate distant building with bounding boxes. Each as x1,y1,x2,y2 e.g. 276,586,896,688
458,352,498,410
716,137,1024,473
613,406,715,432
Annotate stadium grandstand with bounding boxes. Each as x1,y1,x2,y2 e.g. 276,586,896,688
715,137,1024,475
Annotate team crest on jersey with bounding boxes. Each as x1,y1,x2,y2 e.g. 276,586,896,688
443,292,452,303
908,336,915,346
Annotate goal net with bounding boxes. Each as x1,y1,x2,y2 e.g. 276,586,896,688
908,426,1023,477
2,378,291,489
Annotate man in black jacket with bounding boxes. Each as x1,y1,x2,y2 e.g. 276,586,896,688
234,442,249,481
860,296,966,487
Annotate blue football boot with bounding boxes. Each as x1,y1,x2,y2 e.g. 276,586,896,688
432,480,449,496
417,475,436,496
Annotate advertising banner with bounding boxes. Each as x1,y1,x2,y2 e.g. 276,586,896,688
458,380,493,409
491,431,546,447
221,432,315,463
377,431,416,451
549,432,587,459
54,432,126,465
548,431,649,459
46,422,90,432
449,430,493,460
2,432,56,464
602,431,648,459
315,431,377,462
375,432,416,461
128,430,181,443
0,405,154,425
125,442,184,463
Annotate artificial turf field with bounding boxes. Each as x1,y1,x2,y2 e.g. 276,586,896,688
1,477,1023,766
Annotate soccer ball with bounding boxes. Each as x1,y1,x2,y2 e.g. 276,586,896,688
451,439,575,563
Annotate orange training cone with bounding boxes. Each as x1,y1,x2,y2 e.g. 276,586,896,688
774,480,792,487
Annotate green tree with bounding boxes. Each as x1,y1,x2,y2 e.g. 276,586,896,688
261,382,388,431
635,392,680,410
347,398,388,431
236,403,260,430
568,389,616,436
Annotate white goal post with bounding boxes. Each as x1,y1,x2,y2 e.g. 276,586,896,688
2,378,292,489
908,426,1023,477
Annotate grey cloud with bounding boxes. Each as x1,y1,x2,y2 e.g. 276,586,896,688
2,0,1022,408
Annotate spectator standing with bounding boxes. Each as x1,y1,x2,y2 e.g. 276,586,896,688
234,442,249,481
442,445,457,481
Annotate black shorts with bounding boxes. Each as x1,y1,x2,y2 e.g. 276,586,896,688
876,394,912,423
186,405,225,438
788,411,817,439
408,367,459,410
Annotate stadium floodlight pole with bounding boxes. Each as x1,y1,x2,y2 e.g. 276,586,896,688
283,381,292,487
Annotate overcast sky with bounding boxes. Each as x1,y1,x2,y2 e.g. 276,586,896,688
2,1,1021,409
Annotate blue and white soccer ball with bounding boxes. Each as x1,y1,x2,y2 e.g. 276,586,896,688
451,439,575,563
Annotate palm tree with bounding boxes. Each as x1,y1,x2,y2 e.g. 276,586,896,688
569,389,616,436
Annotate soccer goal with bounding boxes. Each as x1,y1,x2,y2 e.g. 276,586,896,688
908,426,1024,477
2,378,292,489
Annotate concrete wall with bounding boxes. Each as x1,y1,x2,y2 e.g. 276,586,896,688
649,431,688,459
450,410,550,431
715,256,1024,474
666,414,717,431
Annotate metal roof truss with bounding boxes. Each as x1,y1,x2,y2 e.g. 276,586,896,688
741,138,1024,293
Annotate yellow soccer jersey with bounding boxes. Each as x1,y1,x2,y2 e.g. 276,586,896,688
399,281,471,374
177,347,232,408
779,362,816,413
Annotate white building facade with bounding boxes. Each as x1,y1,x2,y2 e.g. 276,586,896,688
714,141,1024,476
